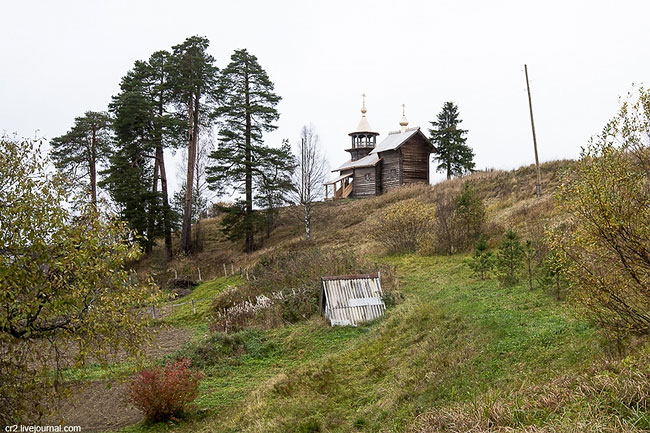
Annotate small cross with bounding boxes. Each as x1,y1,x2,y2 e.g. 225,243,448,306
362,93,366,107
402,104,406,116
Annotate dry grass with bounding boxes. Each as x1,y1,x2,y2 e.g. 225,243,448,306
409,348,650,433
139,160,571,288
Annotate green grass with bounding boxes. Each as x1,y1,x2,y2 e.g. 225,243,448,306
59,276,239,383
163,275,240,328
118,254,611,433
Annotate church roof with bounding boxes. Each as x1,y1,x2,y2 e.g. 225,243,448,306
333,152,380,172
370,127,430,154
354,116,374,134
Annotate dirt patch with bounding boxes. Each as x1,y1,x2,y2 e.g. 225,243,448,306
49,380,141,432
136,324,194,360
46,325,193,432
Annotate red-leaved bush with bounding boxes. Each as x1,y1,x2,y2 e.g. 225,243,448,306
127,358,204,422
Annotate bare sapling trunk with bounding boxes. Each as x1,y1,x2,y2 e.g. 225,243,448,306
304,201,311,240
90,127,98,206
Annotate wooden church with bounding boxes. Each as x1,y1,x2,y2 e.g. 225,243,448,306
325,96,435,199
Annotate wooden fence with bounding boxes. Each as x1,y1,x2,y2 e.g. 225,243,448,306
163,262,258,285
148,262,260,320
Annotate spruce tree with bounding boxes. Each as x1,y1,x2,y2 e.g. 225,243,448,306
429,102,475,179
50,111,112,205
207,49,289,253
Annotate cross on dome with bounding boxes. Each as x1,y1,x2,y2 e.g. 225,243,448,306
400,103,409,132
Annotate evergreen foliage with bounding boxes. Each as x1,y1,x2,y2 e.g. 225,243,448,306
255,139,295,238
538,251,568,300
207,48,291,252
103,55,183,252
469,235,493,280
455,181,485,250
50,110,112,204
496,229,524,286
429,102,474,179
168,36,219,254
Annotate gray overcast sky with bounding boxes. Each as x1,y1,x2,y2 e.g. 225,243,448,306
1,0,648,194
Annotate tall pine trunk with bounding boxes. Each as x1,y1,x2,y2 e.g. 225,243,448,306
244,70,254,253
145,154,160,254
156,69,173,260
157,145,173,259
181,96,198,254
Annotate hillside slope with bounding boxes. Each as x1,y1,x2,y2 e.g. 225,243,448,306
143,160,572,282
77,159,650,432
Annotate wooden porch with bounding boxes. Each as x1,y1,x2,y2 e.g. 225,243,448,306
324,174,353,200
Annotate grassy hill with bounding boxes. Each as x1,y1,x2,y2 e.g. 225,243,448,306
59,160,650,432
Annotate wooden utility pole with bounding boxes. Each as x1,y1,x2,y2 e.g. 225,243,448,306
524,64,542,197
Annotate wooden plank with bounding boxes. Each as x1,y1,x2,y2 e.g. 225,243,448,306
322,273,379,281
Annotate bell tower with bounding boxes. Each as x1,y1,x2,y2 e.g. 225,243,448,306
346,94,379,161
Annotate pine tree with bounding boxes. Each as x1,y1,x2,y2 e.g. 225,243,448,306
104,56,182,253
455,181,485,250
168,36,219,255
255,139,295,238
101,142,158,251
146,50,185,259
207,49,289,253
495,229,525,286
50,111,112,205
429,102,474,179
538,251,567,300
469,235,493,280
103,62,158,251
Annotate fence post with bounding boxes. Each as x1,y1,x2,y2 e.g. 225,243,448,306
231,263,234,275
151,305,156,320
197,267,202,281
246,268,249,281
173,269,177,279
223,263,227,277
192,299,196,315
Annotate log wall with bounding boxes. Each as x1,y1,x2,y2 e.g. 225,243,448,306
352,166,379,198
379,150,401,194
401,137,431,185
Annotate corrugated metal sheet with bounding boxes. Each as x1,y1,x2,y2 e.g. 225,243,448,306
321,273,386,326
333,152,380,172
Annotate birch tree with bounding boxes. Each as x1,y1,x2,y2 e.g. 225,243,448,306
290,125,328,240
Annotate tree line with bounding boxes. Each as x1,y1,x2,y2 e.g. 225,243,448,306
51,36,325,258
